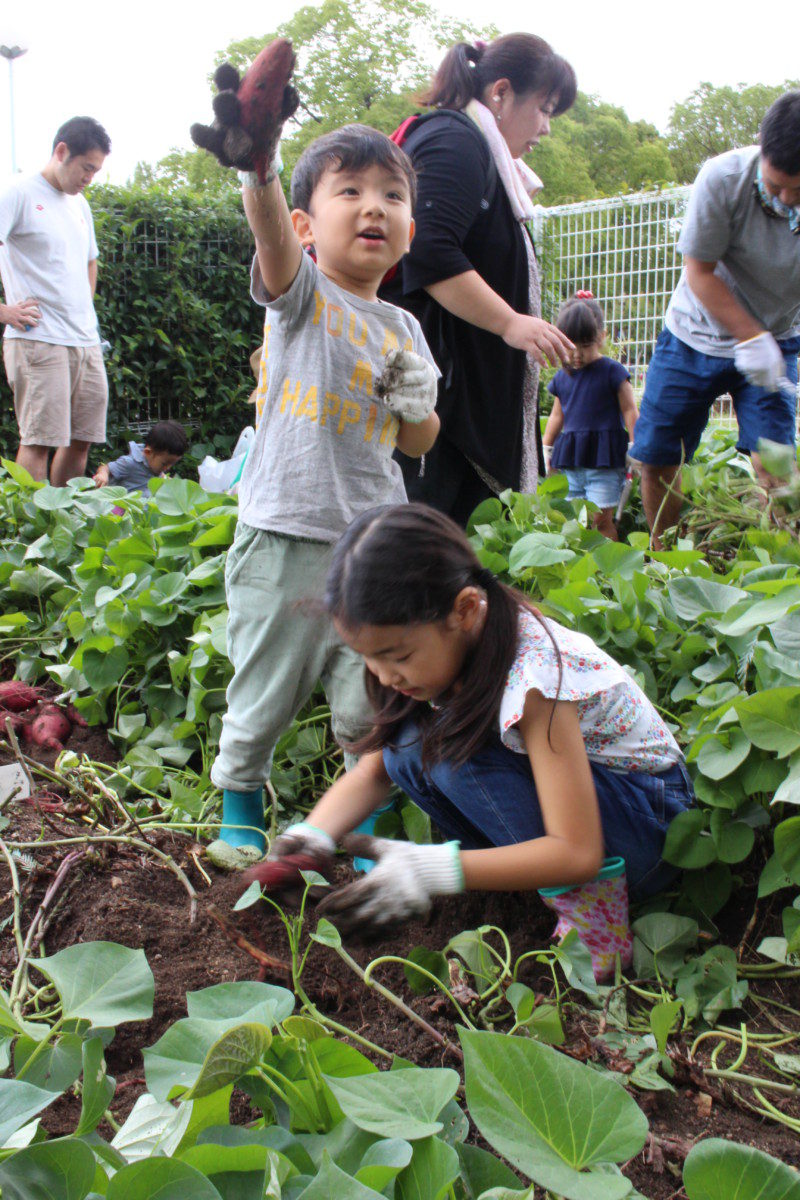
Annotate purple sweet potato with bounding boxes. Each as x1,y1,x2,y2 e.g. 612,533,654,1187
0,681,42,713
65,704,88,728
242,853,323,893
0,711,25,734
22,705,73,751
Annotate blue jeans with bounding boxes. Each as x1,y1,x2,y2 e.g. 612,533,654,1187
383,725,694,900
564,467,626,507
632,328,799,464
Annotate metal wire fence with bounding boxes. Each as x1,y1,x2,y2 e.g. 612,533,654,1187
533,186,690,400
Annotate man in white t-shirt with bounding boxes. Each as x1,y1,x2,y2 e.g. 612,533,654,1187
0,116,111,485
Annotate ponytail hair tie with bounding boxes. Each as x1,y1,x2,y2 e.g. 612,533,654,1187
472,566,497,589
473,38,487,52
575,289,594,299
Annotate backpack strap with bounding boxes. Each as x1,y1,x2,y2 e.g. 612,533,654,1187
389,114,422,147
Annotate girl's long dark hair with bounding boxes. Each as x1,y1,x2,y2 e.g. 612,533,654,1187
419,33,577,116
325,503,560,768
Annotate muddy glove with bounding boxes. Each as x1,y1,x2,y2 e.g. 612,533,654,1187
316,834,464,933
190,38,299,186
376,349,437,424
242,822,335,894
734,332,787,393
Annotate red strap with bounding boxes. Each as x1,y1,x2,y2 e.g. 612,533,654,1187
389,115,420,147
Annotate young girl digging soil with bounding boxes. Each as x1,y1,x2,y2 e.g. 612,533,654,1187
261,503,694,981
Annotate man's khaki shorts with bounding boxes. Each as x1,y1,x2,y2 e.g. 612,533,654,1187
3,339,108,447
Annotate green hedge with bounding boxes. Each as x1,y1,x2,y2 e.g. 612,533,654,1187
0,184,265,462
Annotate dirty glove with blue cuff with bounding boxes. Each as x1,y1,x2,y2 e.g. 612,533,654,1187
270,820,336,863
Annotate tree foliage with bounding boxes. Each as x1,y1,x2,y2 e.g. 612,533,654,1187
136,0,674,208
215,0,490,183
667,79,800,182
132,149,237,198
131,4,800,206
534,95,675,204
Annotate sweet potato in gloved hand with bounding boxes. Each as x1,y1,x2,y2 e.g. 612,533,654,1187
316,834,464,934
190,38,299,186
376,349,438,424
242,821,335,895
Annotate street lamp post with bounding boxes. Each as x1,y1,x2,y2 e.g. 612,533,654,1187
0,45,27,174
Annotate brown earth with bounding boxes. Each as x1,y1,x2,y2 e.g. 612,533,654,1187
1,733,799,1199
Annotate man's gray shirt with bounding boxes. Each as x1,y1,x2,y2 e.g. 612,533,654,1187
666,146,800,357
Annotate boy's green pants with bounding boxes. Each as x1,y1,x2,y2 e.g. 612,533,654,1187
210,523,373,793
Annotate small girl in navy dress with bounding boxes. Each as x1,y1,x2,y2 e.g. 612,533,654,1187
263,503,694,981
542,293,638,541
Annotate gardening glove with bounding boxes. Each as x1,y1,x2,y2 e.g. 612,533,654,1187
317,834,464,934
733,332,788,393
241,821,336,895
376,349,438,424
271,821,336,864
539,856,633,983
542,444,554,472
190,38,299,186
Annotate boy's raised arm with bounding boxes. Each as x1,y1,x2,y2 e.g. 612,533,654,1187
242,177,302,300
189,39,301,298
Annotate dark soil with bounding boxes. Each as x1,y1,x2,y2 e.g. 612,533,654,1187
2,748,800,1199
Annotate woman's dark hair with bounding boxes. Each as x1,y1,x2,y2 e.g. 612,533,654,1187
419,34,576,116
144,420,188,455
291,124,417,212
325,502,560,768
760,91,800,175
52,116,111,157
556,295,606,345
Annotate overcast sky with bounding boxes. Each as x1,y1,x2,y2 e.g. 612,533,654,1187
2,0,798,187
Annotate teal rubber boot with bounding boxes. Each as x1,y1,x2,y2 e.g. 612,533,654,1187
220,787,266,852
353,800,396,872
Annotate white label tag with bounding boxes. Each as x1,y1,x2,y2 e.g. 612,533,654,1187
0,763,30,804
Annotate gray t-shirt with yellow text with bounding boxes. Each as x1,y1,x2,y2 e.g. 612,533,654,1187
238,251,437,541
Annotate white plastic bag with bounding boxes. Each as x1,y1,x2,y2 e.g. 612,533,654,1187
198,426,255,494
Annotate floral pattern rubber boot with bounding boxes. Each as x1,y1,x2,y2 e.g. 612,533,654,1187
539,856,633,982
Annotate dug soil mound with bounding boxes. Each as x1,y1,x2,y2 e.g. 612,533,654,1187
2,801,799,1199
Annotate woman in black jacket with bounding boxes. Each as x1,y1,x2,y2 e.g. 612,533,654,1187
386,35,577,525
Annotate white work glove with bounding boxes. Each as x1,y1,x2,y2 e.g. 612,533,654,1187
377,349,438,424
317,835,464,933
542,444,554,471
734,332,787,393
270,820,335,863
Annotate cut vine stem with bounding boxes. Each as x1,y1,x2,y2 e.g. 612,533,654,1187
207,903,291,977
331,941,464,1063
9,848,86,1012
